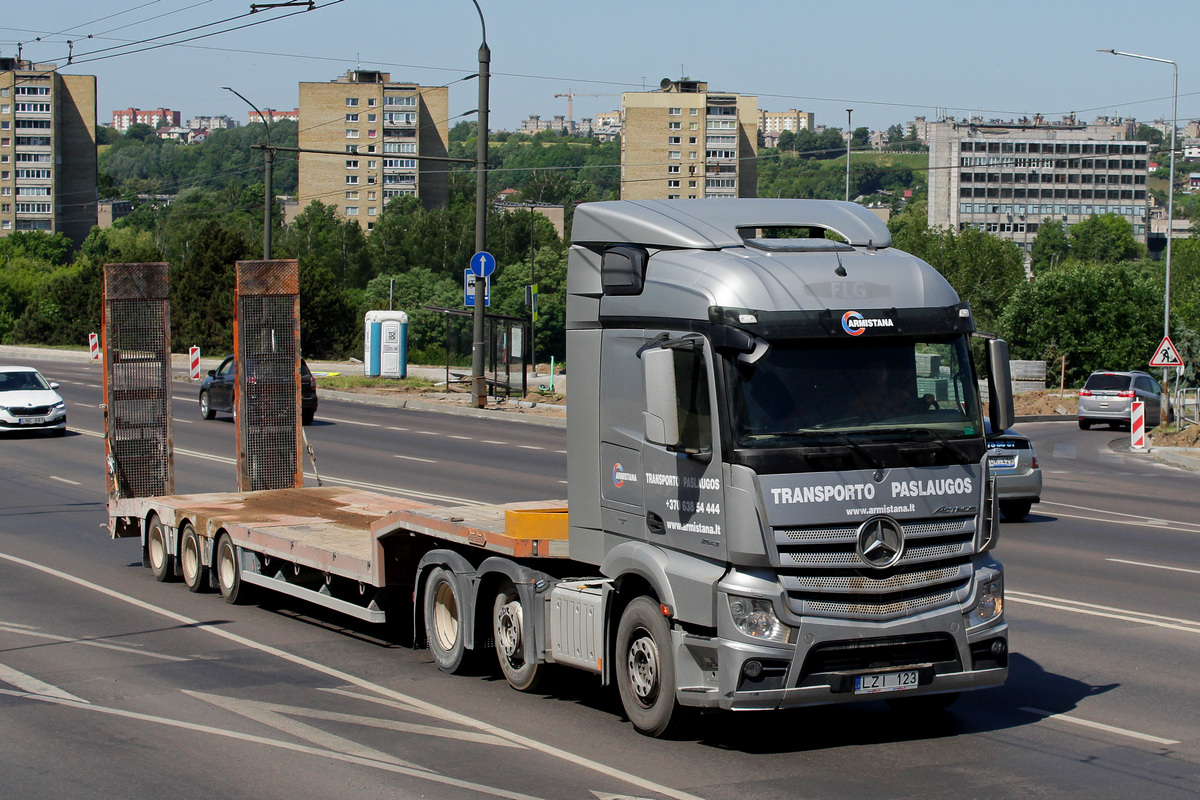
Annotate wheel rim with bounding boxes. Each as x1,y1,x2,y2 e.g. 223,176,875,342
200,393,208,415
181,535,199,582
432,580,459,652
496,598,522,661
148,528,167,571
627,629,660,706
218,541,237,591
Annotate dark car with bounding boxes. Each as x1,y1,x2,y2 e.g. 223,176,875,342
1078,370,1162,430
985,419,1042,521
199,356,318,425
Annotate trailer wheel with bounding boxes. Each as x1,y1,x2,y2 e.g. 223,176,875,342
493,583,544,692
180,523,209,593
616,597,680,737
147,515,176,582
215,533,252,605
424,567,466,673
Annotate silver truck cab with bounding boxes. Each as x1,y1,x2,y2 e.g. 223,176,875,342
565,199,1011,731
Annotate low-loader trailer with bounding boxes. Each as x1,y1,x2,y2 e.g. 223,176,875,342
106,199,1014,736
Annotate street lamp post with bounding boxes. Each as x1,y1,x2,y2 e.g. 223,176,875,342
1098,48,1177,424
845,108,852,202
224,87,274,259
470,0,490,408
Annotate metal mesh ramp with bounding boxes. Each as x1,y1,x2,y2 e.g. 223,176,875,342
235,259,302,492
103,263,173,501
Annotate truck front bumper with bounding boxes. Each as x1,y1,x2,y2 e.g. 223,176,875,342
673,613,1008,711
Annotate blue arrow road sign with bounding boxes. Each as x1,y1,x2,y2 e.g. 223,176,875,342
470,251,496,278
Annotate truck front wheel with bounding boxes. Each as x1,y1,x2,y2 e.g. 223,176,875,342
493,583,544,692
147,515,176,582
615,597,680,737
424,567,466,673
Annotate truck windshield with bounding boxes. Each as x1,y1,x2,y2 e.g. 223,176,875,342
727,336,983,448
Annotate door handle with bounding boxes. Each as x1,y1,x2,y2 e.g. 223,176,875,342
646,511,665,535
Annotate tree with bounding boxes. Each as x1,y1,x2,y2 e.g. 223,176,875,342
1134,124,1165,147
124,122,156,142
1069,214,1143,263
0,231,74,266
170,221,247,353
998,262,1163,386
1030,218,1070,273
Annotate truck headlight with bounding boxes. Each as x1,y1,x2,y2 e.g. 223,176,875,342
728,595,791,643
966,578,1004,628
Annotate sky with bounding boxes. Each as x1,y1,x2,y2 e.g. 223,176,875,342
7,1,1200,136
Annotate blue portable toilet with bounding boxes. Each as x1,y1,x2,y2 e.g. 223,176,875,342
364,310,408,378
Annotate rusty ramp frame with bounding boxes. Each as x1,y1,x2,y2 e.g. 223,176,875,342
235,259,303,492
102,262,173,509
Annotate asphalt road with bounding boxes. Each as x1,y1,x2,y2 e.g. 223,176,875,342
2,357,1199,799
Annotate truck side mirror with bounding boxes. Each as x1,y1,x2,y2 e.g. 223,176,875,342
986,338,1014,433
643,347,680,447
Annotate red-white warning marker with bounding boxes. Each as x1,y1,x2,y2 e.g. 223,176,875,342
88,332,100,363
1130,401,1147,450
1149,335,1183,368
189,346,201,380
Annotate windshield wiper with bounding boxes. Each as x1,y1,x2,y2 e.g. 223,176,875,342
872,427,972,463
765,430,885,470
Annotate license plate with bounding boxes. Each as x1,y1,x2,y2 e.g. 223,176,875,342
18,416,46,425
854,669,919,694
988,454,1017,470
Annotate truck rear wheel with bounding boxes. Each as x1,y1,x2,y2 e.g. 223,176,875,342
180,523,209,593
615,597,680,737
215,533,253,605
424,567,467,673
493,584,544,692
147,515,176,582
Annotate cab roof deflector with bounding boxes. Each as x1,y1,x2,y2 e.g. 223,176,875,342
571,198,892,250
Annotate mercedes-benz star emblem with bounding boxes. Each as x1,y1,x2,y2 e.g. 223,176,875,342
856,516,905,569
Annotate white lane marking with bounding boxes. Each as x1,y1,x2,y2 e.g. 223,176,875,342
331,419,381,428
518,445,543,451
0,551,707,800
482,440,507,445
415,430,441,436
448,435,472,440
387,427,409,431
0,688,546,800
0,661,90,703
48,476,80,486
76,383,102,389
70,402,96,409
1107,558,1200,576
1041,500,1199,529
175,418,194,424
1020,707,1180,746
1007,591,1200,633
69,426,485,507
0,622,187,662
319,688,524,749
395,455,437,464
555,450,567,454
1041,509,1200,533
558,480,568,485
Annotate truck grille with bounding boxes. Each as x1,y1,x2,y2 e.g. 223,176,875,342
799,633,961,681
774,516,976,621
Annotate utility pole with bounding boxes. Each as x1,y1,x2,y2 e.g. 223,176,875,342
470,0,490,408
224,87,273,258
845,109,852,203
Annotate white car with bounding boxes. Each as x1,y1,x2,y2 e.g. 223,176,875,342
0,366,67,436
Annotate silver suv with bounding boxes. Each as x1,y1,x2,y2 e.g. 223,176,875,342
1078,370,1162,430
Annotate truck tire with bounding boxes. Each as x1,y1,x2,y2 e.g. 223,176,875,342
615,597,680,737
493,583,545,692
215,533,253,604
302,408,315,426
180,523,210,593
199,390,215,420
999,500,1032,522
424,567,467,673
147,515,176,582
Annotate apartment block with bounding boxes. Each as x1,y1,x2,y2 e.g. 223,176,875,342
0,58,97,245
759,109,814,135
111,107,180,132
620,80,757,200
252,109,299,124
298,70,448,228
927,116,1150,256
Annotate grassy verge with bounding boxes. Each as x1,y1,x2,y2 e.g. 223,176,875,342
313,373,437,391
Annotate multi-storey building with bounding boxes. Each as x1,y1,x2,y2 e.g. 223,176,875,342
620,80,757,200
927,116,1150,257
111,107,180,132
186,114,238,131
758,109,814,136
251,109,299,125
1,58,96,245
298,70,448,229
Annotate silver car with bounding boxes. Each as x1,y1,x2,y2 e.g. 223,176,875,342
1078,370,1162,430
985,420,1042,521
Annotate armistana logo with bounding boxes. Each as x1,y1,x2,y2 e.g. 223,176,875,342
841,310,895,336
613,463,638,488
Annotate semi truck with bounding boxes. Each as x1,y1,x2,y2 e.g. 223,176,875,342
106,199,1014,737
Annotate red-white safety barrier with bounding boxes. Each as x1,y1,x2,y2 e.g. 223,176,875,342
1130,400,1146,450
189,346,201,380
88,332,100,363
